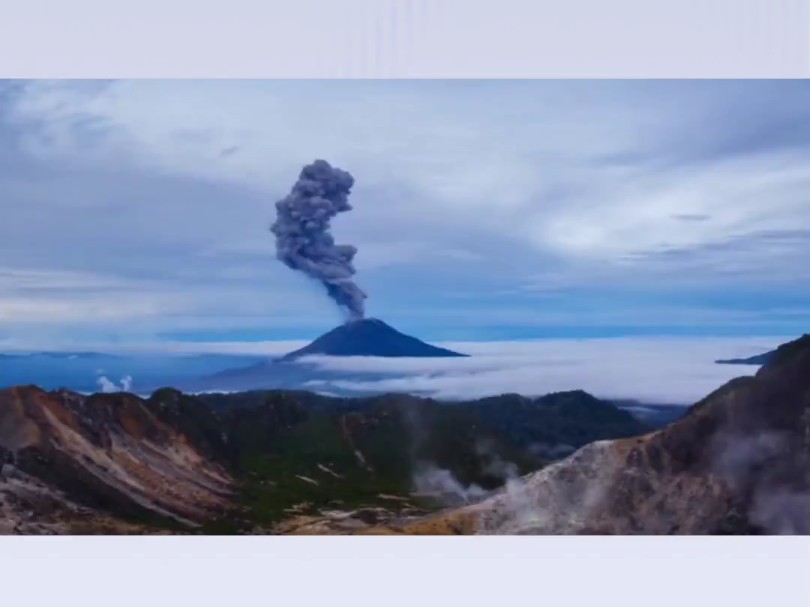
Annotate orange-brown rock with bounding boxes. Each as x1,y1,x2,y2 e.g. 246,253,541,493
0,386,234,532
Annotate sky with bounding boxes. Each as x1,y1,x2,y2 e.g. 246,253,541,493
0,79,808,351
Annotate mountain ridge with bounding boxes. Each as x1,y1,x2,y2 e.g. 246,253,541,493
0,385,644,533
715,351,775,365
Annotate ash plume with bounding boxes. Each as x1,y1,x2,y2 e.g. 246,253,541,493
271,160,367,320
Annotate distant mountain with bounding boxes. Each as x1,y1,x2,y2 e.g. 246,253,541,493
454,390,648,452
279,318,466,360
715,350,776,365
196,318,466,393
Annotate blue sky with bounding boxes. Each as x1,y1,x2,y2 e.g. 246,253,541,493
0,80,808,351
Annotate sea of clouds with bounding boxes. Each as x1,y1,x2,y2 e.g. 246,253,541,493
294,336,783,405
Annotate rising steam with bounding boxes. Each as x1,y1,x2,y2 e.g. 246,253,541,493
271,160,367,320
96,374,133,393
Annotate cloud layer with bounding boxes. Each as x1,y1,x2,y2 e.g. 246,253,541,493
0,80,808,347
297,337,779,404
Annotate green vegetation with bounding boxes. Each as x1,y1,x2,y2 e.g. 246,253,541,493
466,390,649,449
165,389,646,526
200,393,537,524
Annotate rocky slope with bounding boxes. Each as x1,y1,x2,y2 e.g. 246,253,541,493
361,335,810,535
0,386,234,533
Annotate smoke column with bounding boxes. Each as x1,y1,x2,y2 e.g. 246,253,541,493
271,160,367,320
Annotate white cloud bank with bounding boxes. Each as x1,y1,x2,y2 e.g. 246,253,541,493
299,337,782,404
96,374,134,393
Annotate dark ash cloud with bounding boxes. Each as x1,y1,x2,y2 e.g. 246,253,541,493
270,160,367,320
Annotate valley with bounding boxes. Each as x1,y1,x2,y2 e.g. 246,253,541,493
0,383,645,533
1,334,807,535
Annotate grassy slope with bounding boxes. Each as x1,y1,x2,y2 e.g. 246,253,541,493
183,390,647,528
211,394,537,526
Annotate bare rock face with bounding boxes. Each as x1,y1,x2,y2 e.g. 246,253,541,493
0,464,156,535
382,335,810,535
0,386,235,533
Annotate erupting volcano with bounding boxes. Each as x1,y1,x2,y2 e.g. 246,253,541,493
271,160,464,359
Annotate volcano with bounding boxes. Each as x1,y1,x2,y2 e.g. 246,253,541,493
279,318,466,361
194,318,467,392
